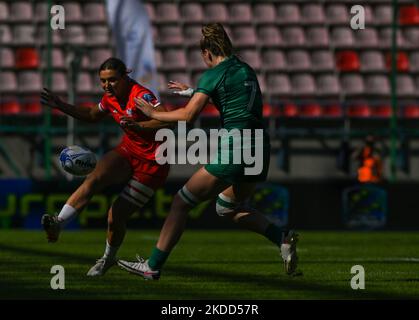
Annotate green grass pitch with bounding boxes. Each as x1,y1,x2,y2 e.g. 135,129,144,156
0,230,418,299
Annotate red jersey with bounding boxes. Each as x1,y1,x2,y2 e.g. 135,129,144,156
98,79,161,161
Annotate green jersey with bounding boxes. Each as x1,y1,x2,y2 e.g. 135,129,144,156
195,55,265,130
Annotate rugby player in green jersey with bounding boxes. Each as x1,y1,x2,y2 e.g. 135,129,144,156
118,23,298,280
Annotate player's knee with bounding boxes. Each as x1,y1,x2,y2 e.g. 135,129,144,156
176,186,200,209
216,194,237,217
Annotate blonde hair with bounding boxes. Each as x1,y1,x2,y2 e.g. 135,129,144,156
200,23,233,57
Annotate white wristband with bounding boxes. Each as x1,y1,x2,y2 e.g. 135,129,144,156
173,88,194,97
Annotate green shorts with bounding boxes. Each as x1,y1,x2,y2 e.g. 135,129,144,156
205,130,270,185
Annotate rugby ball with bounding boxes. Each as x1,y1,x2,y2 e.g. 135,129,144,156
59,145,97,176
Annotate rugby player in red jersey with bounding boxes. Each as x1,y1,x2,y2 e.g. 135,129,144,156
40,58,171,276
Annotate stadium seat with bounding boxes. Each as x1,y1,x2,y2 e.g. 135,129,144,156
155,3,180,22
232,26,257,46
204,3,228,23
83,3,107,23
291,74,316,96
371,105,392,118
336,51,360,71
158,25,183,45
326,4,349,24
0,48,14,67
65,3,83,22
89,48,113,69
282,103,299,117
15,48,39,69
282,27,305,46
144,3,155,22
301,4,325,23
34,2,48,22
277,4,301,23
0,25,12,44
311,51,335,71
374,5,392,24
86,26,109,45
360,51,386,71
184,25,203,46
0,100,20,115
355,29,379,48
323,104,343,118
396,75,416,97
22,100,42,115
257,26,282,46
341,74,365,95
287,50,311,71
18,71,42,93
238,50,261,70
63,25,85,44
256,73,266,93
347,104,371,118
385,52,409,71
51,72,68,93
409,52,419,71
331,28,354,47
154,49,162,69
36,26,62,44
13,25,35,44
166,73,191,90
379,28,405,47
162,49,187,70
261,50,286,71
180,3,203,22
403,105,419,118
262,104,273,117
229,3,252,23
364,5,374,24
77,72,93,93
9,2,32,21
365,75,390,96
306,27,330,47
254,3,276,23
188,49,206,70
0,2,9,21
316,75,340,96
266,74,291,95
399,5,419,25
403,28,419,48
0,72,18,92
300,104,322,117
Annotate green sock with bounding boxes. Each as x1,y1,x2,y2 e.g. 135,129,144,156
148,247,170,271
264,223,285,247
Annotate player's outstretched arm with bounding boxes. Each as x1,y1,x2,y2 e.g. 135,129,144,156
119,105,175,132
40,88,106,123
168,80,194,97
134,92,209,124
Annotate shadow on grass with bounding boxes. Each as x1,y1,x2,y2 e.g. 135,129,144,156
0,243,418,300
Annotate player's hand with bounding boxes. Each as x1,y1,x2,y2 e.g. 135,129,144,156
168,81,194,97
119,116,141,133
40,88,63,109
134,97,155,118
168,80,190,91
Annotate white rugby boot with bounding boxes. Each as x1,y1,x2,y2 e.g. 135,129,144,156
118,255,160,280
87,257,117,276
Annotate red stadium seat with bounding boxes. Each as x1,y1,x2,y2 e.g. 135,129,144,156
399,6,419,25
22,100,42,115
323,104,343,118
336,51,360,71
371,105,392,118
300,104,322,117
385,52,409,71
347,104,371,118
15,48,39,69
283,104,299,117
403,105,419,118
0,100,20,115
263,104,272,117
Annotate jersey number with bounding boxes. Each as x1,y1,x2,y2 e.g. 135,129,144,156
244,80,257,113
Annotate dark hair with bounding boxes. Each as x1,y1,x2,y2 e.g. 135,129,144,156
200,23,233,57
99,57,129,77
